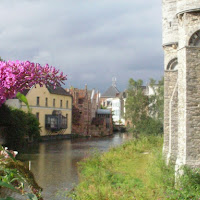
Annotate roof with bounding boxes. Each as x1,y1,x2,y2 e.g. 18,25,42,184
97,109,111,115
46,85,71,96
101,86,120,98
21,85,71,97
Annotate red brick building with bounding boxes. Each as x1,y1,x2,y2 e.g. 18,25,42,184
67,85,113,136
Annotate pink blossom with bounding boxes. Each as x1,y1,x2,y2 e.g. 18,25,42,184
0,60,67,106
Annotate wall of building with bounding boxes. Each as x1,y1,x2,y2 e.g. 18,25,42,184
163,1,200,170
177,0,200,14
70,88,91,135
162,0,178,46
22,85,72,136
164,70,178,162
5,99,21,109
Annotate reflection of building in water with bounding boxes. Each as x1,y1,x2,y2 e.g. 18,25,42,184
35,141,73,196
6,84,72,137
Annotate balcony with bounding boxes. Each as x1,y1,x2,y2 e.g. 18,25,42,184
45,113,67,132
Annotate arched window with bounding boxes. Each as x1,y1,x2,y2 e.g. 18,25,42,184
189,30,200,47
167,58,178,71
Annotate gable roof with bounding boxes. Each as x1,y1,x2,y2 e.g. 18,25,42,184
21,85,71,97
101,86,120,98
47,85,71,96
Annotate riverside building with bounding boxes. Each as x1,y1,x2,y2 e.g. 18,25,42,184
6,84,72,138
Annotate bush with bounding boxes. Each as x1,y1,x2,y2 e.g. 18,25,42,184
166,166,200,200
0,104,40,148
136,116,163,135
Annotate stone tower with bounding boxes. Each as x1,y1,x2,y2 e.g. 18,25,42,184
163,0,200,170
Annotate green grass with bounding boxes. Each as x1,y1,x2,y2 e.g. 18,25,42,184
59,135,200,200
68,135,167,200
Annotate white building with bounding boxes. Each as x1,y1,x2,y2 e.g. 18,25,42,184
101,79,126,126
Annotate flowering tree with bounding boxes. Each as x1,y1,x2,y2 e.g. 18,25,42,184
0,60,67,106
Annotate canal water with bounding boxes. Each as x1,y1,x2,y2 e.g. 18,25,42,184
17,132,132,200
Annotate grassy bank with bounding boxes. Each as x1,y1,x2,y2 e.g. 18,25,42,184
61,135,200,200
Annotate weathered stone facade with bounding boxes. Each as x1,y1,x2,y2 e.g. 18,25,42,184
69,87,113,136
163,0,200,170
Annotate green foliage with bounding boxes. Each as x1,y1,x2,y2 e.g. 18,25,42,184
100,105,107,109
165,166,200,199
26,112,40,140
125,78,164,136
66,135,164,200
125,79,148,133
63,135,200,199
0,146,42,200
149,77,164,123
0,197,15,200
16,92,30,111
134,116,163,135
0,105,40,147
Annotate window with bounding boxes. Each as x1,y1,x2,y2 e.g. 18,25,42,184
167,58,178,71
45,98,48,107
189,30,200,47
45,115,58,130
50,117,58,129
66,100,68,108
61,114,67,129
36,97,40,106
60,100,63,108
36,112,39,120
53,99,55,107
45,114,67,130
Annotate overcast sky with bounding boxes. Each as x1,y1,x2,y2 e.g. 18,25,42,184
0,0,163,93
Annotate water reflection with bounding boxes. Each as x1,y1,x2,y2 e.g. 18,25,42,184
17,132,132,199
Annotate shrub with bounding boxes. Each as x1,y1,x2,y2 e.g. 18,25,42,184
136,116,163,135
166,166,200,200
0,104,40,148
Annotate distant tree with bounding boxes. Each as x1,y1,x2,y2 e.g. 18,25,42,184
148,77,164,123
125,79,148,135
125,78,163,136
100,104,107,109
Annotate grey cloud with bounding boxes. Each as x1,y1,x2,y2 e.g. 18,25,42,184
0,0,163,92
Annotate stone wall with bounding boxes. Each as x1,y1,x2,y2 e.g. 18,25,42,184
177,0,200,14
163,1,200,170
163,44,178,160
162,0,178,45
185,47,200,167
164,70,178,162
